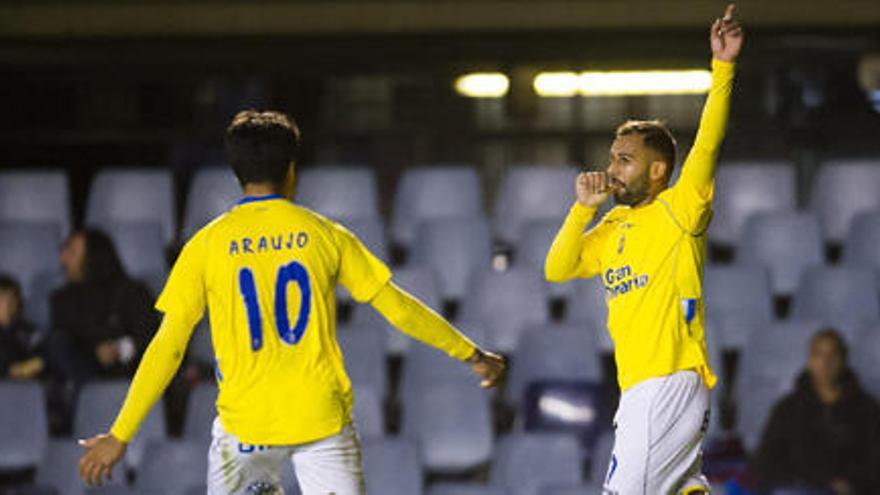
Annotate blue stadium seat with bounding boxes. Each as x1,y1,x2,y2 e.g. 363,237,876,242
710,161,797,247
493,166,579,245
810,159,880,243
83,486,134,495
0,169,71,237
458,268,550,353
508,324,601,408
402,382,493,473
335,218,390,304
391,166,484,248
843,211,880,269
513,220,579,299
409,217,493,301
490,433,582,495
295,166,380,222
73,381,167,472
564,277,614,353
5,486,59,495
362,438,423,495
337,325,388,400
26,270,63,332
791,266,880,331
0,221,62,303
182,167,240,240
100,221,167,296
703,266,774,351
86,169,176,245
588,432,614,487
537,486,593,495
737,212,824,295
36,440,124,495
349,267,443,354
523,381,603,455
428,484,508,495
851,324,880,398
352,385,384,439
136,440,208,495
0,381,48,471
182,383,217,443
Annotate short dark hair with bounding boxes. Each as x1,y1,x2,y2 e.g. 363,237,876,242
0,274,23,316
616,120,677,176
811,328,849,362
225,110,301,186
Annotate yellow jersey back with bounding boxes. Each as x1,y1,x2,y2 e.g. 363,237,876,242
156,195,391,445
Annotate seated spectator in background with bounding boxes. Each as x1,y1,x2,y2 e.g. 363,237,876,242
749,329,880,495
49,229,159,381
0,275,46,380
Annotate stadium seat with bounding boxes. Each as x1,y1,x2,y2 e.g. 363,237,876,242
361,438,423,495
85,168,176,245
851,324,880,398
349,267,443,354
537,486,594,495
182,167,240,240
522,381,603,455
565,277,614,353
0,169,71,236
409,217,493,301
0,381,48,471
5,486,59,495
182,383,218,442
791,266,880,331
0,221,62,302
36,440,124,495
82,486,134,495
428,484,508,495
508,323,601,408
494,166,579,245
458,268,550,353
490,433,582,495
295,166,380,222
710,161,797,247
588,432,614,487
810,159,880,243
335,218,390,303
391,166,484,248
101,221,167,295
737,212,824,295
843,211,880,269
337,325,388,400
352,385,384,439
26,270,64,331
402,381,493,473
136,440,208,495
73,381,167,471
703,265,774,351
513,220,580,298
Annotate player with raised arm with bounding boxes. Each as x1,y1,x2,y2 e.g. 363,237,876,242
545,5,743,494
78,111,505,495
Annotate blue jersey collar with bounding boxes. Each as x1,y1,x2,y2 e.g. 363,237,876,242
237,194,285,205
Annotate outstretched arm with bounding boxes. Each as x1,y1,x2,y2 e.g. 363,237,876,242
370,281,505,388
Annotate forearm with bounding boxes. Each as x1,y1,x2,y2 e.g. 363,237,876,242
109,315,191,442
681,59,736,188
545,202,597,283
370,282,477,361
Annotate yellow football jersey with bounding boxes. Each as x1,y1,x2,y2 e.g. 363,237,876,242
157,195,390,445
547,60,735,391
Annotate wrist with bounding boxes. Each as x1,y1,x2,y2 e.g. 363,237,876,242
467,348,483,364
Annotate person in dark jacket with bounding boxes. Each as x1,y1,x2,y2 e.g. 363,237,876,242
0,275,46,379
48,229,159,381
749,328,880,495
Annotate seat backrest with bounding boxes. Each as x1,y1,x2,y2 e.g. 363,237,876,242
564,277,614,352
362,438,423,495
338,326,388,400
851,325,880,398
182,383,218,442
352,385,384,439
0,381,48,471
791,266,879,329
101,221,167,281
703,265,774,325
86,168,176,244
295,166,380,222
0,221,61,301
494,166,579,244
429,484,508,495
737,212,824,294
182,167,240,240
844,211,880,269
491,433,582,495
136,440,208,495
409,217,493,300
392,166,484,247
0,169,71,236
710,161,796,246
810,159,880,243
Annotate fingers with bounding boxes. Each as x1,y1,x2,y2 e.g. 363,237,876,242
723,3,735,22
577,171,613,194
78,437,97,449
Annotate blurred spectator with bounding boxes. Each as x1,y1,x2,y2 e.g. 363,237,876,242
48,229,159,381
0,275,46,380
749,329,880,494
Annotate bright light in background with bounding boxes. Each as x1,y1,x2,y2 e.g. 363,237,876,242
454,73,509,98
533,71,580,97
533,69,712,97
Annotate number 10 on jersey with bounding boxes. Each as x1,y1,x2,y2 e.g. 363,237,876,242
238,261,312,351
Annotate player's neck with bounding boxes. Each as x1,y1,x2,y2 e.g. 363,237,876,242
242,183,284,198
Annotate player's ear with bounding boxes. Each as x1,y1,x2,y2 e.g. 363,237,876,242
283,161,297,199
649,160,668,181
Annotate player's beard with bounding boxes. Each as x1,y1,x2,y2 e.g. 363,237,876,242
613,173,650,206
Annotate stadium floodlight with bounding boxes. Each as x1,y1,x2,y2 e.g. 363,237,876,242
454,72,510,98
533,71,580,97
579,70,712,96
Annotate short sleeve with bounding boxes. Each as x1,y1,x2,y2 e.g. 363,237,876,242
156,230,207,326
331,222,392,303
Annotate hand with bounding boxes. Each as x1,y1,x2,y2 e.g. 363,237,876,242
576,171,618,208
469,349,506,388
711,4,744,63
78,434,126,487
95,341,120,368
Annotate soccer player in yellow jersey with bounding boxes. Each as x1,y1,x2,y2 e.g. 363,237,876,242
545,5,743,494
78,111,505,494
